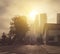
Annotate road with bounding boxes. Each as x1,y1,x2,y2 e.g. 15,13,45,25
0,45,60,54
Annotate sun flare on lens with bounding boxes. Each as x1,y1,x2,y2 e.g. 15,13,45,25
28,10,38,21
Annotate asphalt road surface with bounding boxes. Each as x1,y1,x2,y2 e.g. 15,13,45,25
0,45,60,54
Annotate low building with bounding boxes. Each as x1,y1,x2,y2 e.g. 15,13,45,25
43,23,60,45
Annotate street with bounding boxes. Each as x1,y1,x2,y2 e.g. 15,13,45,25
0,45,60,54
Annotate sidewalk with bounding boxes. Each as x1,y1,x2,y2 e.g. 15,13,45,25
41,45,60,54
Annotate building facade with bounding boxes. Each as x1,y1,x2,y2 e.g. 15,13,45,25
57,13,60,24
40,13,47,35
43,23,60,45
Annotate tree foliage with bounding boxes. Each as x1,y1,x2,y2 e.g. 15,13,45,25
9,16,29,43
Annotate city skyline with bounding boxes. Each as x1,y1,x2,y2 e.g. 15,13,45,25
0,0,60,35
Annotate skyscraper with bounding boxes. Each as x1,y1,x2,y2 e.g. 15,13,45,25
40,13,47,35
34,15,40,35
57,13,60,24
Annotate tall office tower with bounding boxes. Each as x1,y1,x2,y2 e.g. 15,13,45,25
57,13,60,24
34,15,40,35
40,13,47,35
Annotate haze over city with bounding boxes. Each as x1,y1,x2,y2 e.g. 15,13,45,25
0,0,60,35
0,0,60,54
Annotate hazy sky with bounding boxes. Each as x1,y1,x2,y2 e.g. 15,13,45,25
0,0,60,35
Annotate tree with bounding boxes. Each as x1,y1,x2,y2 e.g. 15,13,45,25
1,32,7,45
9,16,29,44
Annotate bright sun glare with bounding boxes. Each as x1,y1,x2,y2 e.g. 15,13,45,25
28,10,38,21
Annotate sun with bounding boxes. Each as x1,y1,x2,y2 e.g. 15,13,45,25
28,10,38,21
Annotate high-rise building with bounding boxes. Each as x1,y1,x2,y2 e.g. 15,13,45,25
40,13,47,35
34,15,40,35
57,13,60,24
